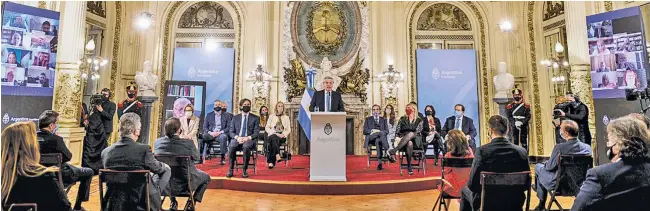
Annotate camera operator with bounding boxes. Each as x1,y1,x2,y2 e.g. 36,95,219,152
96,88,116,139
555,93,592,146
552,96,568,144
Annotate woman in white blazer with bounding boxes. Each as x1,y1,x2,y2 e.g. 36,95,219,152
265,101,291,168
179,104,200,148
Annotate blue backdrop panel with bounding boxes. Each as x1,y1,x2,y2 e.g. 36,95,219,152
416,49,481,146
172,48,235,118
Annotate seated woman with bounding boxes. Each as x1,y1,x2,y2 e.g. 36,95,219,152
265,102,291,168
2,122,72,211
154,118,210,211
179,104,200,149
441,129,474,198
383,105,397,149
259,105,269,152
388,102,424,175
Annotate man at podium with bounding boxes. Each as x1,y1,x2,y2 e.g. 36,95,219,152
309,76,345,112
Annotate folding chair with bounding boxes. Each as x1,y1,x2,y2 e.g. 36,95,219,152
480,171,532,211
546,155,593,211
399,148,426,176
583,186,650,211
366,141,392,167
98,169,151,211
207,138,226,161
155,155,195,211
432,157,474,211
39,153,74,193
8,203,37,211
234,145,259,175
278,140,290,167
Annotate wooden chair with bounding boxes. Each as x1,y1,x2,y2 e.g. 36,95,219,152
8,203,37,211
39,153,73,193
233,145,259,175
278,140,290,167
399,148,426,176
98,169,151,211
432,157,474,211
155,155,195,211
366,142,392,167
545,155,593,211
480,171,532,211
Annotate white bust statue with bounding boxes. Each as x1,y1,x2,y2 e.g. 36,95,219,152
135,61,158,97
493,62,514,98
316,57,341,90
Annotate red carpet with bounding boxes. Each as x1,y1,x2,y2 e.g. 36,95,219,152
197,155,442,182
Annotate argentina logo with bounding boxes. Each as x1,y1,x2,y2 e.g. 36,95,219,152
324,123,332,135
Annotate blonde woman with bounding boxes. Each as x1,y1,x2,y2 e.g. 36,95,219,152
388,102,424,175
179,104,200,148
2,122,71,210
265,101,292,168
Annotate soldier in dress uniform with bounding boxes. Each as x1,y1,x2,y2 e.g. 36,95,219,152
506,88,531,152
117,82,143,119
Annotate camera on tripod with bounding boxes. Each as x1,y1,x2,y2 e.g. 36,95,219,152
625,87,650,114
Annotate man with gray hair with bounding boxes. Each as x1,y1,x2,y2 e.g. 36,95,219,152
309,76,345,112
101,113,171,211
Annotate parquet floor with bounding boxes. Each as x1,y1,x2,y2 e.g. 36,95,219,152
67,165,575,211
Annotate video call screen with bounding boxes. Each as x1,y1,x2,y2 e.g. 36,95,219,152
588,7,649,99
1,2,59,97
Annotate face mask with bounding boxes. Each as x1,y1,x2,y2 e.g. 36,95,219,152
101,95,109,101
134,128,141,141
127,93,136,98
214,107,222,112
425,111,433,116
53,123,59,133
241,106,251,113
606,147,615,161
559,131,567,141
262,111,268,116
373,112,380,117
185,111,193,117
385,109,391,114
514,97,522,101
405,108,413,115
454,110,462,117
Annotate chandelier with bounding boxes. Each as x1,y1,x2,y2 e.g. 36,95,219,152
247,65,272,98
540,42,570,95
378,65,404,98
77,39,108,80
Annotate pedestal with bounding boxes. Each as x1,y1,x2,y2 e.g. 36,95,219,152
493,97,513,117
138,96,158,145
310,112,347,181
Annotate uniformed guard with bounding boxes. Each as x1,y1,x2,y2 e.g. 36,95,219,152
506,88,531,151
117,82,143,119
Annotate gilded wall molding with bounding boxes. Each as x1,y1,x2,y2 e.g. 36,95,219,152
527,1,545,155
542,19,565,32
109,2,122,101
408,1,490,143
158,1,243,133
604,1,613,12
175,32,235,39
38,1,46,9
86,17,107,29
414,34,473,40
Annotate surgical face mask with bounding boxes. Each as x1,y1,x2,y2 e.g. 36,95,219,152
185,111,193,117
373,112,380,117
514,96,522,101
241,106,251,113
425,111,433,116
559,131,567,141
405,108,413,115
214,107,222,112
606,146,616,161
127,93,136,98
52,123,59,133
454,110,462,118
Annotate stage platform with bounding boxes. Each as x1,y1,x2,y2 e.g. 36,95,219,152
197,155,442,195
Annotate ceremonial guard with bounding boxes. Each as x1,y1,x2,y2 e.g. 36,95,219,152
506,88,531,151
117,82,143,119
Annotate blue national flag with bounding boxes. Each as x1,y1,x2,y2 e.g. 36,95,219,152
298,88,315,141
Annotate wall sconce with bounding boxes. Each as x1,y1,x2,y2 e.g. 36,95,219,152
247,64,272,98
499,20,513,32
378,65,404,99
135,12,154,30
77,39,108,80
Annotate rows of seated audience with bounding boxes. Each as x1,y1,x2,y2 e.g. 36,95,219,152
2,99,650,210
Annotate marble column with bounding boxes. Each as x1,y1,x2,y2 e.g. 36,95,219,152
52,1,87,166
564,1,596,147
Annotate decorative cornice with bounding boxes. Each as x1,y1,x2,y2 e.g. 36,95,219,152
414,34,473,40
38,1,46,9
175,32,235,39
542,19,565,32
109,1,122,101
527,1,544,155
86,17,107,29
604,1,613,12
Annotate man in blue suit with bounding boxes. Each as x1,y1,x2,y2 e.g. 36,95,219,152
226,98,260,178
532,120,591,211
309,76,345,112
363,104,395,170
442,104,478,150
201,100,233,164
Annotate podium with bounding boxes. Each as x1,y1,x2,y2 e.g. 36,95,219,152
310,112,347,181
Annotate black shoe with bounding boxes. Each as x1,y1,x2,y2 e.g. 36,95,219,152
73,207,87,211
377,163,383,170
169,198,178,211
531,205,546,211
434,158,438,166
226,169,234,178
408,171,414,176
387,155,397,163
220,159,226,165
242,170,249,178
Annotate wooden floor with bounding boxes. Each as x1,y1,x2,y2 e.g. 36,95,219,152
68,166,575,211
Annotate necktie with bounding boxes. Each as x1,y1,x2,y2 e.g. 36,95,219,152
240,115,248,137
326,92,331,112
455,118,461,129
375,117,379,124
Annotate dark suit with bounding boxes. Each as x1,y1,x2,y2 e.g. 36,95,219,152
99,100,116,135
571,160,650,211
101,137,171,211
442,115,478,150
228,113,260,171
153,135,210,202
309,90,345,112
37,130,94,208
565,102,592,146
363,116,389,160
460,137,530,211
534,138,591,205
201,111,233,158
3,173,71,211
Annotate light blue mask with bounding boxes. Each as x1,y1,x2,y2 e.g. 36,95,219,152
53,123,59,134
454,110,462,118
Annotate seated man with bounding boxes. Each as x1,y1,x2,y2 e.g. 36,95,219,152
154,118,210,211
37,110,94,211
226,98,260,178
532,120,591,211
201,100,233,164
442,104,478,151
101,113,171,211
460,115,530,211
363,104,394,170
